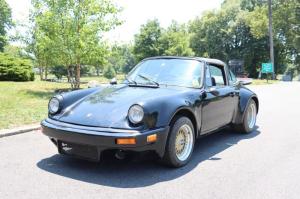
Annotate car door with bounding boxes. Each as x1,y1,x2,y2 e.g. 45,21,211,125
201,64,236,134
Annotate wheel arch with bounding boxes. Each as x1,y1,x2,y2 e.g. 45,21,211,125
251,96,259,113
233,87,259,124
168,108,199,138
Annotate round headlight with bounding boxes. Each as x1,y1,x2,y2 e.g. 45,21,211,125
128,105,144,124
48,97,60,114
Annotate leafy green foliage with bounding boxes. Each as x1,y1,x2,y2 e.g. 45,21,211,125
189,0,299,77
133,19,162,61
108,44,135,74
4,45,24,58
133,19,195,62
30,0,121,88
242,0,300,74
0,0,12,51
0,53,34,81
103,65,116,79
159,21,194,56
50,65,67,80
18,0,300,80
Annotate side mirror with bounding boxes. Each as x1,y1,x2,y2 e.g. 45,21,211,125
207,87,219,96
110,77,117,85
236,78,252,86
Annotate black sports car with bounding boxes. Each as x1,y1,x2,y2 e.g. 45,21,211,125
41,56,259,167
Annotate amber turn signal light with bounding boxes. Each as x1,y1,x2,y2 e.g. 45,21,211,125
147,134,157,143
116,138,136,145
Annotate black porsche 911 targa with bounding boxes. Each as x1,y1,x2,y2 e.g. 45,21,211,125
41,56,259,167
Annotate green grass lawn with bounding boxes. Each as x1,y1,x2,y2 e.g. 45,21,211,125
0,80,68,129
0,75,125,130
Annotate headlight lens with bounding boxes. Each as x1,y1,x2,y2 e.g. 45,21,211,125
48,97,60,114
128,105,144,124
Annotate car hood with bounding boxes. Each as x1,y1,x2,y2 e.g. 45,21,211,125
56,84,187,129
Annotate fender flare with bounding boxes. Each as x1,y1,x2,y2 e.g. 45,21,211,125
168,106,200,138
233,88,259,124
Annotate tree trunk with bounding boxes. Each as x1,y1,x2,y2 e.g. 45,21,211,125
96,67,100,76
75,64,80,89
45,66,48,80
67,67,71,83
39,67,44,81
67,65,75,89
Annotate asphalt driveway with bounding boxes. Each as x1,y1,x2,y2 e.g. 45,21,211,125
0,82,300,199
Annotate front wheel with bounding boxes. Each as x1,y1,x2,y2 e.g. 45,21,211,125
233,99,257,133
162,116,195,167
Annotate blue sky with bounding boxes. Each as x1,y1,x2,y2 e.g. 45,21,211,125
6,0,224,42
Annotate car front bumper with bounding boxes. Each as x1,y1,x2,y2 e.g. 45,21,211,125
41,118,169,161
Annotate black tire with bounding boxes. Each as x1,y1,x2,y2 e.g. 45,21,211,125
233,99,257,134
161,116,195,168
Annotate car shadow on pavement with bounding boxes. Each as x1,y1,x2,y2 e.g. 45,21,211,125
37,127,260,188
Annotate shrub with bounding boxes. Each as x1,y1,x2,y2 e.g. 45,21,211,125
0,53,34,81
103,66,116,79
50,65,67,79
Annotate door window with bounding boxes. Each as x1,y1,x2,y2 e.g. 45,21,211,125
209,65,226,86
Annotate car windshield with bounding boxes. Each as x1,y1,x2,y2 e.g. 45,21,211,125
126,59,204,88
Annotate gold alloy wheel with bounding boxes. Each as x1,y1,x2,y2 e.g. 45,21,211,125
175,124,194,161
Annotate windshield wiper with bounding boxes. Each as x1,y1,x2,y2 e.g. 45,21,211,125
125,76,137,85
137,74,160,87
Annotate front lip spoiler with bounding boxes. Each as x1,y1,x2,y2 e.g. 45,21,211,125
41,118,163,137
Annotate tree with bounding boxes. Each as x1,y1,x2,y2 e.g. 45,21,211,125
0,0,12,51
272,0,300,72
133,20,194,62
85,41,109,76
27,22,57,80
159,21,194,56
241,0,299,74
189,0,297,77
107,43,135,74
50,65,67,80
133,19,162,61
121,44,135,73
30,0,121,88
4,45,24,57
103,65,116,79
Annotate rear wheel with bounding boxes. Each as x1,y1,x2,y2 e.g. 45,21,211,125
162,116,195,167
234,99,257,133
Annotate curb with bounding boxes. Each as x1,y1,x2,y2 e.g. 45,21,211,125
0,124,41,138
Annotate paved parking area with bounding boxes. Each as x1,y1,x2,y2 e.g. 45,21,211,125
1,82,300,199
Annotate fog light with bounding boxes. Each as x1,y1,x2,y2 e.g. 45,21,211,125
116,138,136,145
147,134,157,143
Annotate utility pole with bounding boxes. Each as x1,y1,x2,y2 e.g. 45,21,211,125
268,0,275,79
